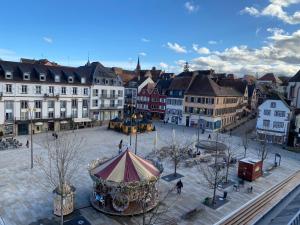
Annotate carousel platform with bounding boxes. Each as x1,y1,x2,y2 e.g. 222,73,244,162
90,195,159,216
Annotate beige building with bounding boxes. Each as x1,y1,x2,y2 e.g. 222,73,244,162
183,75,244,131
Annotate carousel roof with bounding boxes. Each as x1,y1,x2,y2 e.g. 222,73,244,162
92,149,160,183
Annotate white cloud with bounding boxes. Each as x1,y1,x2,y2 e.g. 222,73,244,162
241,0,300,24
141,38,150,42
240,6,260,16
159,62,169,69
185,29,300,76
0,48,20,61
43,37,53,44
184,1,199,13
192,44,210,54
139,52,147,56
167,42,187,53
256,27,261,36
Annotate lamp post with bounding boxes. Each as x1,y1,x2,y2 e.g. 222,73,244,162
134,114,142,154
27,107,36,169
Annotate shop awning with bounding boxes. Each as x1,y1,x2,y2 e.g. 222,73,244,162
73,118,92,123
34,122,43,126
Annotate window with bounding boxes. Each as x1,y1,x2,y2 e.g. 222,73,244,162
191,97,194,103
68,76,74,83
264,110,271,116
35,101,42,109
118,90,123,97
49,86,54,94
61,87,66,95
60,101,66,108
93,89,98,96
118,99,122,106
48,101,54,108
35,112,41,119
84,88,88,95
263,120,270,128
72,99,77,108
72,87,77,95
274,110,285,117
273,121,284,128
81,77,86,84
271,102,276,108
23,73,30,80
6,84,12,93
83,99,88,108
48,111,54,119
5,72,12,79
21,85,27,94
92,100,98,107
36,86,41,94
40,74,46,81
21,101,28,109
55,75,60,82
60,111,66,118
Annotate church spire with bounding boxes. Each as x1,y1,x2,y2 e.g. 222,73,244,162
136,56,141,71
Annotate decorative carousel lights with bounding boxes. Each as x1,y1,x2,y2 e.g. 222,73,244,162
108,117,155,134
88,148,162,215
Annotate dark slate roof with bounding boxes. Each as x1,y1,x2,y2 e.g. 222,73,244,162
0,60,122,86
247,84,256,98
258,73,282,84
156,79,172,94
124,76,149,88
288,70,300,82
185,75,242,97
217,79,247,95
168,76,193,91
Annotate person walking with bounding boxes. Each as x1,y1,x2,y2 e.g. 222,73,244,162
208,134,211,140
26,140,29,148
118,139,123,154
176,179,183,194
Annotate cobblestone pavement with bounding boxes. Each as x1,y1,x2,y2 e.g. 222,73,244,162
0,122,299,225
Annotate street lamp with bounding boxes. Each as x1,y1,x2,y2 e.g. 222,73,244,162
134,114,143,154
27,107,36,169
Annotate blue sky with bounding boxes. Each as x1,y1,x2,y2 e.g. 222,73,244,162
1,0,300,76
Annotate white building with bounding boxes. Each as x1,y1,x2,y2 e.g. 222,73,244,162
164,74,192,125
0,60,124,135
256,98,291,145
287,70,300,109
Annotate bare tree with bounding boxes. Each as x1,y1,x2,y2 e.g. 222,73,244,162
223,137,237,184
138,185,179,225
35,132,84,225
242,130,249,158
199,133,225,206
257,139,268,170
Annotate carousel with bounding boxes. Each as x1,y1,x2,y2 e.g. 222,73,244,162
88,148,161,215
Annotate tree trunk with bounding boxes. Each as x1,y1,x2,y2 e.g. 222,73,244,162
225,162,229,183
60,191,64,225
174,157,177,177
244,147,247,158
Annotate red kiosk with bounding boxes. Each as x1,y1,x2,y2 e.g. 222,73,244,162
238,158,263,182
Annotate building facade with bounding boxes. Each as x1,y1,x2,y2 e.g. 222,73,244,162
164,74,192,125
183,75,243,131
256,99,291,145
0,60,124,135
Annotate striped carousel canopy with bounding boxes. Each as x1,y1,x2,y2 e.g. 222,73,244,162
92,149,160,183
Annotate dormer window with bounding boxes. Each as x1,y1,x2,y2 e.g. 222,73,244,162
40,74,46,81
81,77,86,84
5,72,12,79
23,73,30,80
105,79,108,85
55,75,60,82
68,76,74,83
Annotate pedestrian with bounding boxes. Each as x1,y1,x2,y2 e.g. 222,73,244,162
26,140,29,148
118,139,123,154
176,179,183,194
208,134,211,140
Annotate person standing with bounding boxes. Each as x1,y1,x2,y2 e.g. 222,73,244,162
26,140,29,148
176,179,183,194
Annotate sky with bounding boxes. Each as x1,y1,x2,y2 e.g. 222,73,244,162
1,0,300,76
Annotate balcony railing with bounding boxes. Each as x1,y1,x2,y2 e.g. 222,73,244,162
100,104,120,109
44,93,60,100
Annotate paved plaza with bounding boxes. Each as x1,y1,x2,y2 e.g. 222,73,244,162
0,122,300,225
